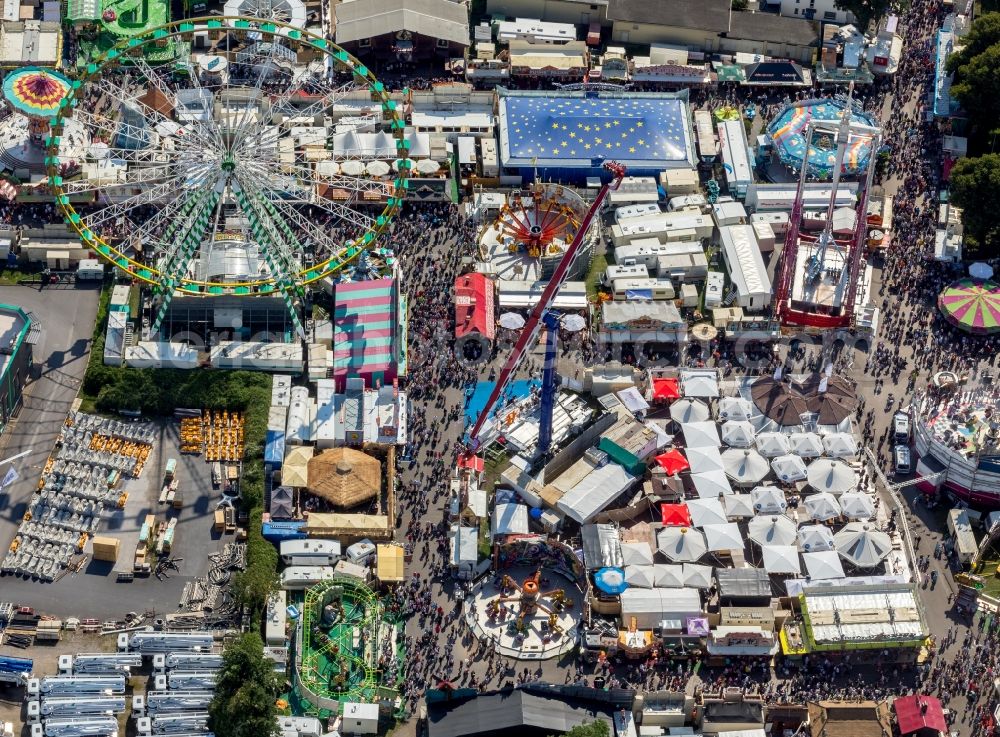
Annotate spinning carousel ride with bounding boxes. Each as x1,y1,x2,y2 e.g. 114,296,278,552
0,67,82,173
485,569,573,635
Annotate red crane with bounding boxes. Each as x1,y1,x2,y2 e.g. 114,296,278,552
464,161,627,451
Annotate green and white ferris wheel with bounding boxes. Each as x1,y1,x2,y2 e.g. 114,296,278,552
46,18,409,338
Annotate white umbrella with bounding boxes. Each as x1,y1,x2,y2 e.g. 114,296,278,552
620,541,654,566
498,312,525,330
703,522,744,552
392,158,417,172
807,459,859,494
789,432,825,458
798,524,836,552
839,491,876,520
653,563,685,588
416,158,441,175
656,526,708,563
682,421,722,448
687,497,728,527
365,160,391,176
762,544,801,575
670,399,710,424
803,550,845,579
316,160,341,176
771,454,808,482
750,485,787,514
834,522,892,569
722,448,770,485
822,432,859,458
682,563,714,588
340,159,365,176
723,493,755,518
721,420,756,448
803,492,841,521
561,314,587,332
718,396,753,421
681,374,719,398
970,262,994,280
625,564,655,588
756,432,791,458
88,141,110,159
691,470,732,498
748,515,798,547
686,445,725,474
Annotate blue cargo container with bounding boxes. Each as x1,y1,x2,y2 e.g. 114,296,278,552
265,431,285,468
261,520,307,543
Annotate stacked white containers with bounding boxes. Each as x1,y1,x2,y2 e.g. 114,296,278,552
285,387,314,445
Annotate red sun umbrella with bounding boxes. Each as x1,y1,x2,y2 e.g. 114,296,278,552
655,449,689,475
661,503,692,527
652,377,681,401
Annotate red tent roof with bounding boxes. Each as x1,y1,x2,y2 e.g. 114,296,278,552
457,453,484,472
894,695,947,735
652,377,681,401
661,503,692,527
454,273,496,340
655,448,689,475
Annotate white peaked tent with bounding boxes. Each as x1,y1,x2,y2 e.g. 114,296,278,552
823,432,859,458
723,493,755,518
803,492,842,521
722,448,770,485
834,522,892,568
808,459,859,494
756,431,791,458
721,421,756,448
771,454,808,482
748,515,798,546
803,550,846,579
703,522,745,552
718,396,753,421
789,432,825,458
687,497,728,527
670,398,710,424
762,544,801,574
621,541,654,566
681,372,719,398
653,563,685,588
625,565,655,588
682,563,714,588
797,524,836,552
682,421,722,448
686,445,725,474
839,491,876,520
691,470,733,498
656,526,708,562
750,486,787,514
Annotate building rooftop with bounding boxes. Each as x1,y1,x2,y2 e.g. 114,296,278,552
0,304,30,387
607,0,731,33
334,0,470,47
807,700,892,737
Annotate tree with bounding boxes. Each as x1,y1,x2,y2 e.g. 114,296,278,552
948,44,1000,138
947,12,1000,66
731,0,749,10
551,721,611,737
833,0,890,32
210,633,281,737
949,154,1000,258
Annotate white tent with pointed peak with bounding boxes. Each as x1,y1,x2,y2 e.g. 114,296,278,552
670,398,710,424
797,524,836,552
686,445,725,474
803,492,842,521
762,544,801,575
721,420,756,448
718,396,753,421
839,491,876,520
771,454,808,482
723,493,755,518
702,522,744,552
625,564,655,588
748,514,798,547
823,432,859,458
682,421,722,448
756,431,791,458
789,432,825,458
807,458,859,494
834,522,892,568
687,497,728,527
682,563,714,588
803,550,845,579
722,448,770,486
620,540,654,566
653,563,685,588
681,371,719,398
750,485,787,514
691,470,733,498
656,526,708,562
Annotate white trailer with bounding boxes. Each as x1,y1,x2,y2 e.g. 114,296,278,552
167,672,217,690
119,632,214,655
39,717,119,737
65,653,143,675
143,691,215,714
38,697,126,717
150,712,210,734
160,653,224,672
280,566,335,590
279,539,341,566
28,676,126,697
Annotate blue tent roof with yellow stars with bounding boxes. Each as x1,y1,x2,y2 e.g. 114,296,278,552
498,90,695,170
